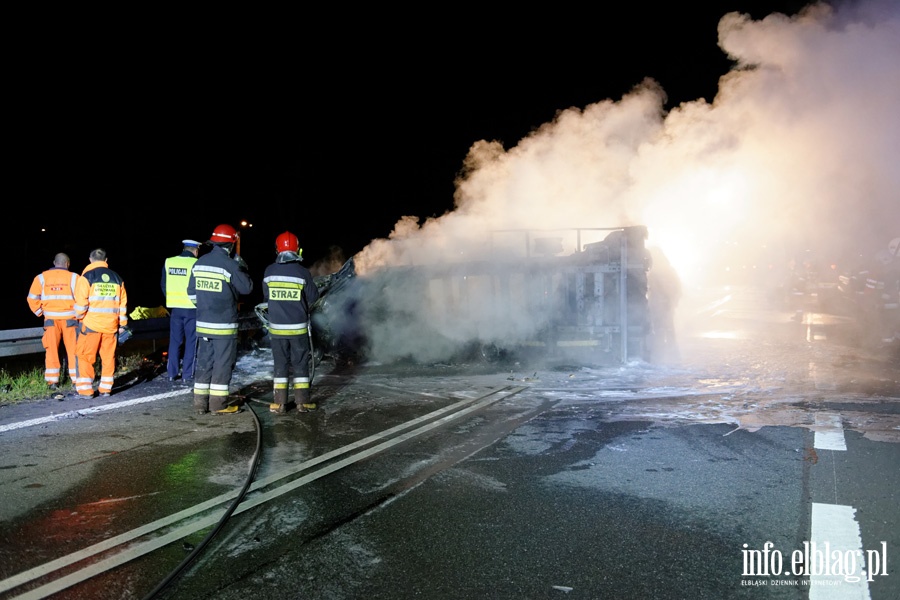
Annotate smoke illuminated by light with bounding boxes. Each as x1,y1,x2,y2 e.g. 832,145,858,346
346,0,899,362
360,1,897,271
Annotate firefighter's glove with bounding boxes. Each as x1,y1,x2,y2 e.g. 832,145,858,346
234,254,249,271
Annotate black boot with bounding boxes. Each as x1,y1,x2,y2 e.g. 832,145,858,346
294,387,316,412
193,393,209,415
270,387,288,414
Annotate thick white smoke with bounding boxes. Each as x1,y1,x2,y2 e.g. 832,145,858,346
344,0,899,364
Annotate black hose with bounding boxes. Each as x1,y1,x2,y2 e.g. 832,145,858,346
309,326,316,384
141,400,263,600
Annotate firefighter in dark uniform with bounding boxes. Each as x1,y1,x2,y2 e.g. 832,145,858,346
262,231,320,414
187,224,254,415
161,239,201,383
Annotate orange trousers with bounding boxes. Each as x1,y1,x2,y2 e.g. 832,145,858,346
75,330,118,397
42,320,78,385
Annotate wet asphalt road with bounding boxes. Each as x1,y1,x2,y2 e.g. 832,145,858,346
1,286,898,600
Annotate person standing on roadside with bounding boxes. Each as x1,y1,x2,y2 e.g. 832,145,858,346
188,224,253,415
262,231,320,414
73,248,128,398
26,252,79,392
161,239,201,384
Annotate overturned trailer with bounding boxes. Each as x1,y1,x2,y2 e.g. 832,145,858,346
309,226,655,367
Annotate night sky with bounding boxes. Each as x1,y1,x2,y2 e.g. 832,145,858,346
9,1,815,331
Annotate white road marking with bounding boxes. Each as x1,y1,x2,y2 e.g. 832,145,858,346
809,503,871,600
814,413,846,451
0,390,189,433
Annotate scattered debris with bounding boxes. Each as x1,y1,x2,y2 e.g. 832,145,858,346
803,447,818,464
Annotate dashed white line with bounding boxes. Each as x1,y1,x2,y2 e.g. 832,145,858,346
814,413,847,451
809,503,872,600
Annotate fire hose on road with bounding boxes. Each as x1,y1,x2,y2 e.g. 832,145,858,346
0,385,526,599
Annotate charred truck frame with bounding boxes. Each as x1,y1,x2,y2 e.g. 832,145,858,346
306,225,655,367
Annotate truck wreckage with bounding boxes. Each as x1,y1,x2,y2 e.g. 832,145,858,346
833,236,900,346
257,226,662,367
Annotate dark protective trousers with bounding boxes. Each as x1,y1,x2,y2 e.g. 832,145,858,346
193,336,238,412
270,335,312,406
167,307,197,380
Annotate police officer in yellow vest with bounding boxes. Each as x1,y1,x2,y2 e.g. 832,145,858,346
161,239,201,383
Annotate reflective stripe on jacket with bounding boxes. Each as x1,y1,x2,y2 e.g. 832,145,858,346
163,254,198,309
262,260,320,337
27,268,78,320
74,261,128,334
188,245,253,338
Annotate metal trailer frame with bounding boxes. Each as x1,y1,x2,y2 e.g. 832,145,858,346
309,225,652,366
432,225,649,364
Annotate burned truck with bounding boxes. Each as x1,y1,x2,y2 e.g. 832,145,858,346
304,226,656,367
834,236,900,347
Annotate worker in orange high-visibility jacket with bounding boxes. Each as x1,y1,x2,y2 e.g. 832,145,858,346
26,252,79,390
73,248,128,398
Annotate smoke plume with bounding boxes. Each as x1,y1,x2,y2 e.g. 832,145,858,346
339,0,900,364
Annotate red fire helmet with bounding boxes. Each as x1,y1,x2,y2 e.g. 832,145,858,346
210,224,238,244
275,231,300,253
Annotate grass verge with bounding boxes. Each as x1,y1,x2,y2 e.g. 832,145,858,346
0,352,149,405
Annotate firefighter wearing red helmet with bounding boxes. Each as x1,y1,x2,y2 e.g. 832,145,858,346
187,224,254,414
210,223,238,244
276,231,300,255
262,231,320,413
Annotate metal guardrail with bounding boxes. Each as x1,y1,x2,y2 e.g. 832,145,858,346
0,318,173,359
0,327,45,358
0,314,263,360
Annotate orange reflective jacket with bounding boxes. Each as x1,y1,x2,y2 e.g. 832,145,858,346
27,267,78,320
74,261,128,334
